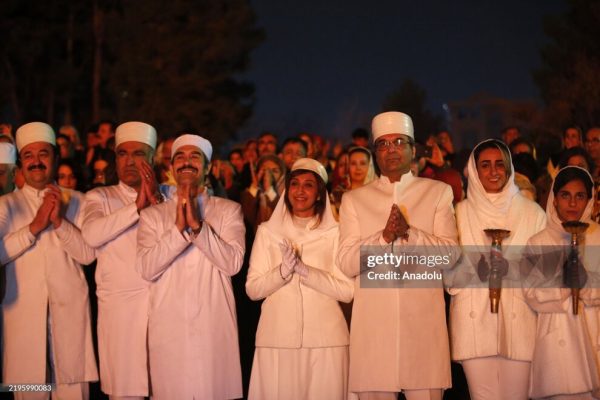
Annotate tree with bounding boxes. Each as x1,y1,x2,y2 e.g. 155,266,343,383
0,0,263,146
0,1,89,125
534,0,600,130
381,79,442,140
103,0,263,147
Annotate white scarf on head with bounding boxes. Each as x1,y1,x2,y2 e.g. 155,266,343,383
460,140,528,249
544,166,595,243
261,188,338,244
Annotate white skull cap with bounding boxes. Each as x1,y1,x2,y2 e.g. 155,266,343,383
371,111,414,141
16,122,56,152
115,121,157,150
0,142,16,163
171,134,213,161
291,157,328,184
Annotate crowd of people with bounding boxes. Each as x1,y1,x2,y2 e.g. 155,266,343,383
0,113,600,400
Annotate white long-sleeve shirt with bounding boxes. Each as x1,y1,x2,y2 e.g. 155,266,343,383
81,181,150,396
136,190,245,400
0,183,97,385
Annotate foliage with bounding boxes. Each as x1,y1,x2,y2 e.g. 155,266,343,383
381,79,442,140
534,0,600,130
0,0,263,144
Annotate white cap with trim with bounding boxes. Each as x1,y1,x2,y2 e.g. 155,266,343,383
291,158,328,184
171,134,213,161
16,122,56,152
371,111,414,141
115,121,157,150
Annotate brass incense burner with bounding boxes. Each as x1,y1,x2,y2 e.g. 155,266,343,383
562,221,589,315
484,229,511,313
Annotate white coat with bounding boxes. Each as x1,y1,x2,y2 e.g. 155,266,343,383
523,167,600,398
136,191,244,400
338,173,459,392
0,184,98,385
81,181,149,396
246,196,353,348
246,190,354,400
447,141,546,362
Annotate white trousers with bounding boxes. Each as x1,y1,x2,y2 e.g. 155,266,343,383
462,356,530,400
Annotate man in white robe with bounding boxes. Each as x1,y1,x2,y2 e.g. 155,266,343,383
338,112,459,400
81,121,161,400
136,133,244,399
0,122,97,400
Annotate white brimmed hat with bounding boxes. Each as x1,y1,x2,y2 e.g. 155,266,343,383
15,122,56,152
291,158,328,184
171,134,213,161
115,121,157,150
371,111,414,141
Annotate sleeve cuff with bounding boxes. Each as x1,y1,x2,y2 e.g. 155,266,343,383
54,219,74,242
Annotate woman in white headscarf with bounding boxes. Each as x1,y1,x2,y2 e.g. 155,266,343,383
523,166,600,400
246,158,354,400
447,139,546,400
330,146,376,220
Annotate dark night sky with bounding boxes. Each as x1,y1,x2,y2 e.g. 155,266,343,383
239,0,566,143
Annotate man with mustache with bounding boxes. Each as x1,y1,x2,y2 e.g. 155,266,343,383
136,133,244,399
338,112,458,400
81,121,162,400
0,142,16,195
0,122,98,399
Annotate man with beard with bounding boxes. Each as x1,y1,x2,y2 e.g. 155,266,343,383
81,121,162,400
0,122,97,399
136,133,244,399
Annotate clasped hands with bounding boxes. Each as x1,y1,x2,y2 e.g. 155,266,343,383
175,183,202,235
278,239,308,279
250,162,276,193
30,184,65,236
382,204,409,243
135,160,162,211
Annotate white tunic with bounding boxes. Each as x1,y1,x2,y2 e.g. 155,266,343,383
136,191,244,400
0,184,98,385
523,169,600,399
338,173,459,392
447,141,546,362
246,195,354,399
81,181,149,396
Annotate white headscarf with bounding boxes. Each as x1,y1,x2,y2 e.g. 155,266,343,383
347,146,376,186
545,166,595,242
466,139,519,221
460,139,535,248
262,168,337,243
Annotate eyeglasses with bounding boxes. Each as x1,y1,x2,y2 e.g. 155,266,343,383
374,137,414,152
585,138,600,144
